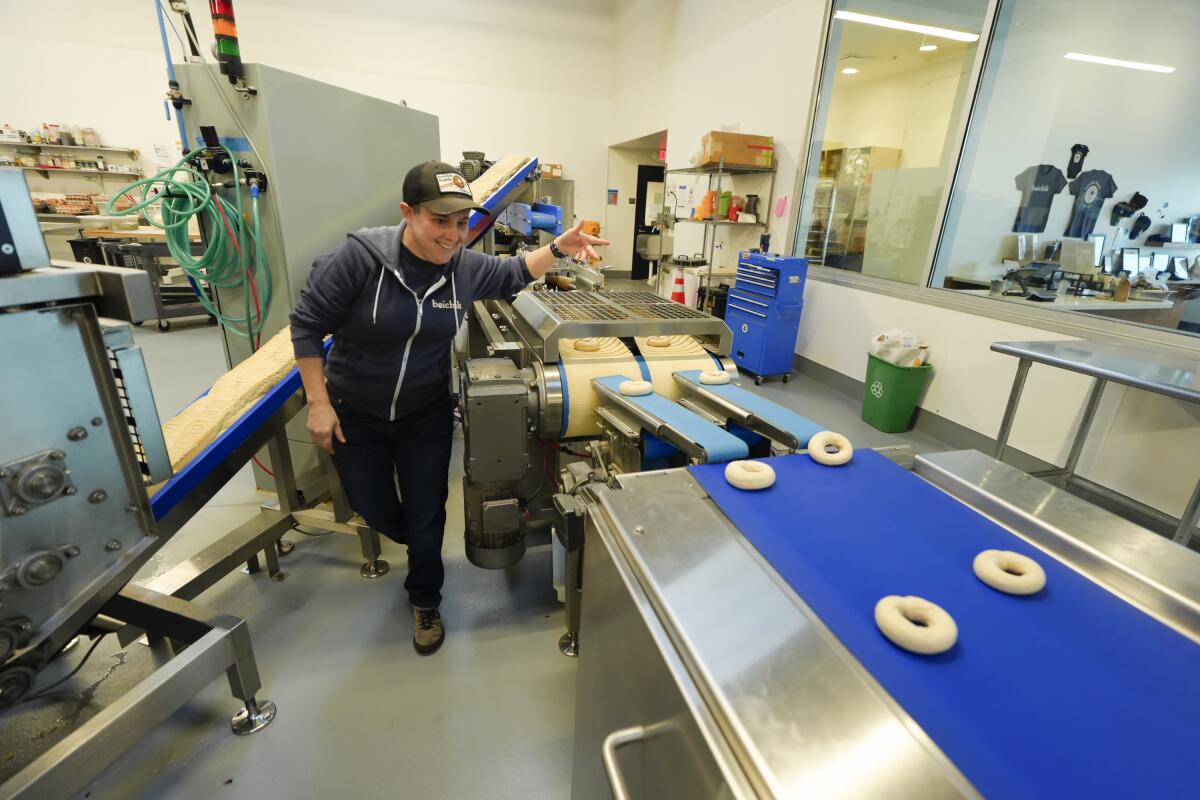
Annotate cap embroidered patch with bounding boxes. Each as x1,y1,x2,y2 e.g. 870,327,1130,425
436,172,472,196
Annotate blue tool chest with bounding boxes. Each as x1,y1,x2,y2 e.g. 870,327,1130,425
724,252,807,383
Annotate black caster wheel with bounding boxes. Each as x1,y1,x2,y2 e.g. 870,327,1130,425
782,374,790,384
754,376,764,386
157,319,171,332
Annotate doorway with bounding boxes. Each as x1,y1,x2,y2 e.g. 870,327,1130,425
631,163,665,281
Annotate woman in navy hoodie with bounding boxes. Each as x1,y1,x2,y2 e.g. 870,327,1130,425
290,160,607,654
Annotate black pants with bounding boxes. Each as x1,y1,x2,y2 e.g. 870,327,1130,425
329,395,454,609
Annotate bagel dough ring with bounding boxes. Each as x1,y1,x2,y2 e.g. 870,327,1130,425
724,460,776,490
618,379,653,397
874,595,958,655
646,335,672,347
973,550,1046,595
699,370,731,385
808,431,854,466
573,337,601,352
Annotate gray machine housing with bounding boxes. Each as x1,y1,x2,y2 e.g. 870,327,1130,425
172,63,440,495
456,288,737,571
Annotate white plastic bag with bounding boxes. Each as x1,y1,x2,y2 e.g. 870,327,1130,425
869,329,930,368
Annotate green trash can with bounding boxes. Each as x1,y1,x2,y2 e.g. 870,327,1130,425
861,353,933,433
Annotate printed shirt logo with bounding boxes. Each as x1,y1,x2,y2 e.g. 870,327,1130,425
432,298,462,310
1082,182,1101,205
436,173,472,197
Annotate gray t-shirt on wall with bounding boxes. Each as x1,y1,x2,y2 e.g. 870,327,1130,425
1012,165,1067,233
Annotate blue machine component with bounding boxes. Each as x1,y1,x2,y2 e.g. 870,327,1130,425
467,158,540,246
592,375,749,464
496,201,563,238
724,252,808,382
675,369,824,448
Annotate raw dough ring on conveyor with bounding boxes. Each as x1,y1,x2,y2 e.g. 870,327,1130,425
973,550,1046,595
699,370,730,385
618,379,653,396
874,595,958,655
808,431,853,466
646,335,672,347
724,460,775,490
573,337,601,352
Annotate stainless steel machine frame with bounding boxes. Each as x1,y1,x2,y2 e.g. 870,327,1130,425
0,259,278,797
570,449,1200,798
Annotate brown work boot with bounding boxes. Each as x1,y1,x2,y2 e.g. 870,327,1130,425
412,606,444,655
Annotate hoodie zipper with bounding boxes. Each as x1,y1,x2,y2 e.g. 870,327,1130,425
388,269,448,420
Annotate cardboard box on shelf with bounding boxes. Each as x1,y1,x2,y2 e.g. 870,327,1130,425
539,163,563,179
700,132,774,169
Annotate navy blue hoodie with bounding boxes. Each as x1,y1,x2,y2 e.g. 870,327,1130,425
290,222,529,420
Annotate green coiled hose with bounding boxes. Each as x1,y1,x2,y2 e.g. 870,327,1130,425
107,145,270,343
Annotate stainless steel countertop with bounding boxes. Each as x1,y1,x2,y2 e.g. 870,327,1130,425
991,339,1200,403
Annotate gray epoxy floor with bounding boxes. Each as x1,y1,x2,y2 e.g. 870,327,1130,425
1,311,957,799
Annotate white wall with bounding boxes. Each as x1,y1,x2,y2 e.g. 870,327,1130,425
798,282,1200,520
609,0,823,268
934,0,1200,281
0,0,614,223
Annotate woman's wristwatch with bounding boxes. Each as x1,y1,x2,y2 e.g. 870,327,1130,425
549,238,569,259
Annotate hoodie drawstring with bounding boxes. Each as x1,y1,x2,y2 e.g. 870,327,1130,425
451,272,461,328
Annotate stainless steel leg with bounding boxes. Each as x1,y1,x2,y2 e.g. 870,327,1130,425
994,359,1031,461
267,430,299,556
1173,479,1200,548
357,526,390,579
1062,378,1106,479
559,540,582,658
267,429,299,514
262,538,287,582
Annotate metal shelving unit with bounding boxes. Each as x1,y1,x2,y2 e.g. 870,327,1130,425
656,159,776,308
804,178,836,266
1,140,143,181
18,166,143,179
1,141,140,156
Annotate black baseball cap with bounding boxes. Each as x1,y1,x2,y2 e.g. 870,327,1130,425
403,161,489,215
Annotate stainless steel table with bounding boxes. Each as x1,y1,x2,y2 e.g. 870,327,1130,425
991,339,1200,546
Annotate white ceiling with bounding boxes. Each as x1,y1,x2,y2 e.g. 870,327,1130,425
833,22,973,84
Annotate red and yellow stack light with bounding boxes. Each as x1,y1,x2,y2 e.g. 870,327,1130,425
209,0,244,83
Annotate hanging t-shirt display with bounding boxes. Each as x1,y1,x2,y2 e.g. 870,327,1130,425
1067,144,1089,179
1012,164,1067,233
1064,169,1117,238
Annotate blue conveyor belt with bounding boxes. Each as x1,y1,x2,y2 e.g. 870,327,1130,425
690,450,1200,798
594,375,747,463
150,339,331,521
676,369,824,447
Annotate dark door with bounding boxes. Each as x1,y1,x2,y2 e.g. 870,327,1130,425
631,164,665,281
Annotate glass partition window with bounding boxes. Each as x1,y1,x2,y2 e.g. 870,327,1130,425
932,0,1200,337
794,1,986,284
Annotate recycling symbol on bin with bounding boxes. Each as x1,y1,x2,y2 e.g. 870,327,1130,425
870,380,884,399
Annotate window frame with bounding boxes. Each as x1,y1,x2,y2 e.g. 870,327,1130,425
788,0,1200,356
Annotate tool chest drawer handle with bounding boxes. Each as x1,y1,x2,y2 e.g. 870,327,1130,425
728,304,768,318
728,293,768,307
